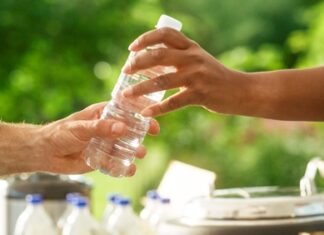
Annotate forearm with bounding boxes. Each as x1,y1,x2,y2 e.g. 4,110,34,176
0,122,44,176
237,66,324,121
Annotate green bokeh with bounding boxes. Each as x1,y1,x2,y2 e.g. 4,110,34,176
1,0,324,218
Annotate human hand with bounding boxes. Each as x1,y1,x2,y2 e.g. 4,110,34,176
37,102,159,176
122,28,247,116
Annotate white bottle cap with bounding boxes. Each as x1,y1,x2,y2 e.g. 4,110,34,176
156,14,182,31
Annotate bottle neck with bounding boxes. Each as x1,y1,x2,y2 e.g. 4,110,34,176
146,199,159,208
26,203,48,217
74,205,89,211
117,205,133,214
75,206,91,216
28,203,43,210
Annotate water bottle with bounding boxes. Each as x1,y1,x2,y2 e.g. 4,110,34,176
140,190,160,221
14,194,57,235
102,194,120,226
105,197,145,235
84,15,182,177
62,196,107,235
57,193,81,232
149,197,172,228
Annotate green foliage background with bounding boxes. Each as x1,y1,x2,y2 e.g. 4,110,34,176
1,0,324,217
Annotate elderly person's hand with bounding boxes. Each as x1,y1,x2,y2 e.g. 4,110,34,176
122,28,246,117
0,103,159,177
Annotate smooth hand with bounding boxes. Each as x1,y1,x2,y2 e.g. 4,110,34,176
122,28,247,117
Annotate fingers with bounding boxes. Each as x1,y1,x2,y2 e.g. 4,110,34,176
134,145,147,159
122,48,185,74
141,90,193,117
65,102,107,121
148,119,160,135
69,119,127,142
129,28,192,51
126,164,136,177
123,71,192,97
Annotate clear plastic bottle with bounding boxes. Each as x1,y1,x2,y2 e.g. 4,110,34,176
102,194,120,226
57,193,81,232
62,196,107,235
140,190,160,221
149,197,172,228
14,194,57,235
84,15,182,177
105,197,145,235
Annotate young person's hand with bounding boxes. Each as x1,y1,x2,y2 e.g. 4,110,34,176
122,28,245,117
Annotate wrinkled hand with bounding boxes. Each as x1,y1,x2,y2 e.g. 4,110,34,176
38,102,159,176
122,28,245,116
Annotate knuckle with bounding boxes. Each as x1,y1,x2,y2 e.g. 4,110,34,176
189,50,204,65
157,28,169,39
154,75,169,89
167,98,179,110
134,82,149,95
184,76,194,87
131,84,142,94
93,120,102,130
55,122,65,132
190,40,200,49
150,48,166,61
194,65,207,78
130,55,140,69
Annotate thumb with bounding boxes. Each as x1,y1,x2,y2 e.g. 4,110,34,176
68,119,127,142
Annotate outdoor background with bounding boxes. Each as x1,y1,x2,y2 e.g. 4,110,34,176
1,0,324,217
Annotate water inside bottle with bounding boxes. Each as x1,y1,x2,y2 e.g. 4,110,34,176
112,71,165,113
85,66,168,177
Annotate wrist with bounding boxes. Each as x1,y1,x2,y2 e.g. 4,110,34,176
211,68,254,116
236,71,281,119
0,123,45,175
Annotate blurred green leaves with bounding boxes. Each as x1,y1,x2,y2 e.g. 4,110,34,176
1,0,324,216
0,0,147,122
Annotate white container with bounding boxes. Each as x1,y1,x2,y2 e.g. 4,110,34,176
14,194,57,235
102,194,120,226
149,197,172,228
62,197,107,235
84,15,182,177
105,198,146,235
57,193,81,232
140,190,160,221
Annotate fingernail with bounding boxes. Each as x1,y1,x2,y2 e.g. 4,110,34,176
112,122,125,135
122,88,133,97
141,109,153,117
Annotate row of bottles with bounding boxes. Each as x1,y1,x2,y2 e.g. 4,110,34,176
14,190,172,235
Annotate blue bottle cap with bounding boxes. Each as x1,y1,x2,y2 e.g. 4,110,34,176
26,194,43,205
72,196,88,208
118,198,131,206
66,193,81,203
147,190,160,200
107,194,120,204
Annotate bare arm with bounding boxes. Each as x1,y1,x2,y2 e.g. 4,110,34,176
121,28,324,121
0,122,42,176
0,103,159,176
243,67,324,121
